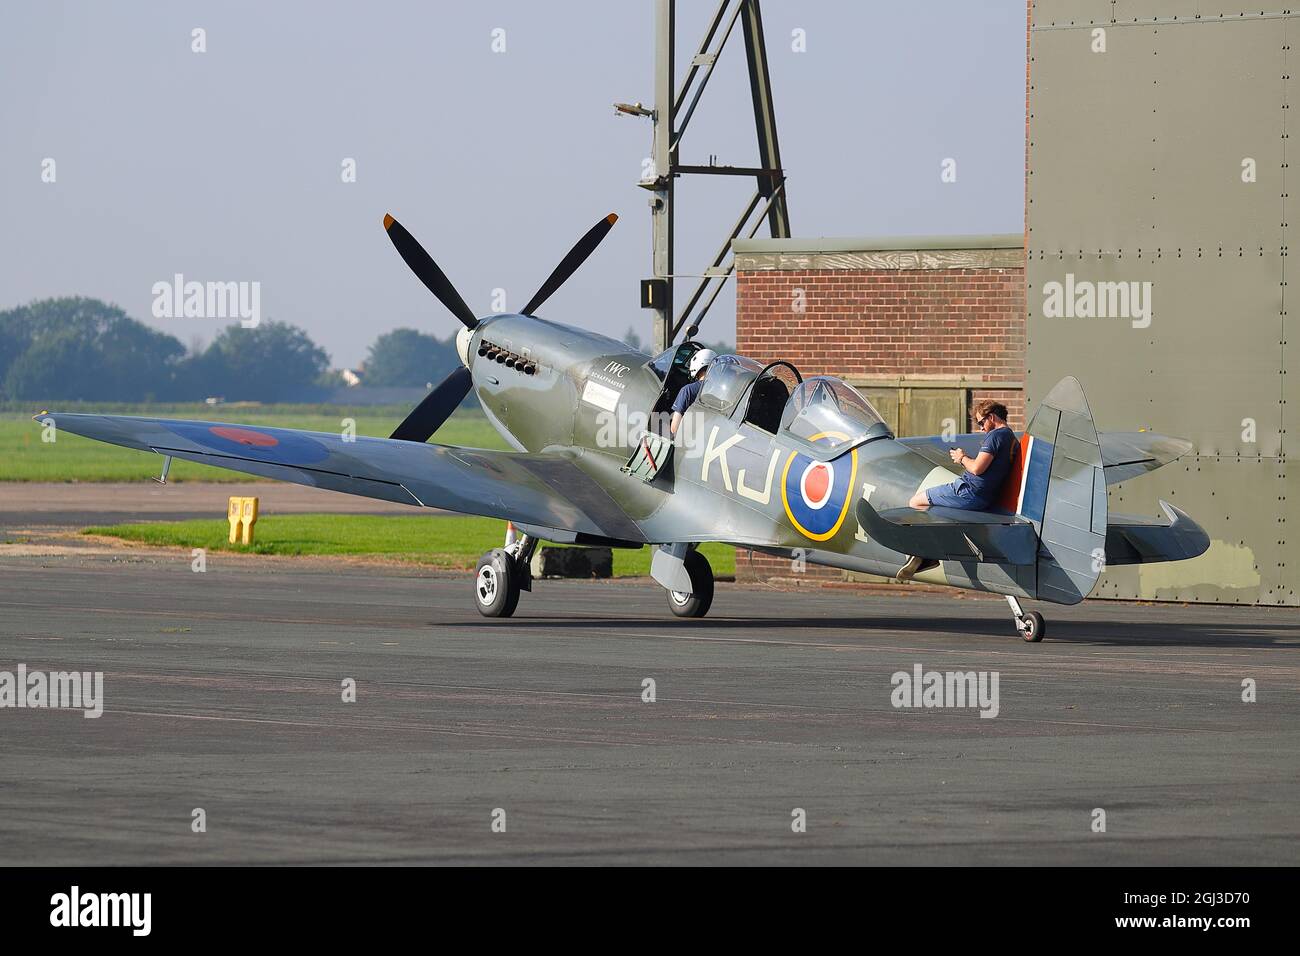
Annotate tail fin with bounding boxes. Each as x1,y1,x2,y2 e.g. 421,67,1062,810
1017,377,1108,604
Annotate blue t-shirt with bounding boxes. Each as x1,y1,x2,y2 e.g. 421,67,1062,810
672,380,705,415
963,425,1015,502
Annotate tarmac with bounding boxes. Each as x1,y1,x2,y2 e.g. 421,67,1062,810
1,481,417,527
0,539,1295,865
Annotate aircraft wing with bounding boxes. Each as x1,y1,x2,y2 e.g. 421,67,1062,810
897,430,1193,485
856,499,1039,565
39,413,645,544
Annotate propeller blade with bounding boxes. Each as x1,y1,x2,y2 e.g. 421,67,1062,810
383,214,479,330
522,213,618,316
389,365,473,443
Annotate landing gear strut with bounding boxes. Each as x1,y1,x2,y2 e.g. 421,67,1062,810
1006,594,1045,642
667,550,714,619
474,528,537,618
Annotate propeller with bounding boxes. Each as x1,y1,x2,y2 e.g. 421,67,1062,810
381,211,619,442
522,213,618,316
383,214,478,329
388,365,473,443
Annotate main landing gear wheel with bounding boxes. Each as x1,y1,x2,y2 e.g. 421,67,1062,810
1018,611,1046,643
668,550,714,619
475,549,521,618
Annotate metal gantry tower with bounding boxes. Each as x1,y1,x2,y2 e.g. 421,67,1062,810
619,0,791,352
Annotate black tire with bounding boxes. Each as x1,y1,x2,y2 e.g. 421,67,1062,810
667,550,714,619
1020,610,1046,643
475,549,520,618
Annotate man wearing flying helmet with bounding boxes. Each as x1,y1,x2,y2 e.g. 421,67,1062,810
669,348,716,436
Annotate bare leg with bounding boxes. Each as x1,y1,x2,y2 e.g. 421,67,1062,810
899,489,930,578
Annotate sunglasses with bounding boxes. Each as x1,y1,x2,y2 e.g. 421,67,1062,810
976,415,989,428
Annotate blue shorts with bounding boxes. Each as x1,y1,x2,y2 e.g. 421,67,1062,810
926,480,994,511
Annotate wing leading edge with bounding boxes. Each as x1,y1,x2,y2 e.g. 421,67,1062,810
39,413,645,544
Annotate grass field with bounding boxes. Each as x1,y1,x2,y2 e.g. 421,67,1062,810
83,513,738,578
2,404,507,481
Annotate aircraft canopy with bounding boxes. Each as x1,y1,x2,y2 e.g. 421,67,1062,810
695,355,764,414
779,377,890,450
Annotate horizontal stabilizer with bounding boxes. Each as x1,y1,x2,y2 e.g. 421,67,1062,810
1104,500,1210,566
856,500,1040,566
1096,432,1194,484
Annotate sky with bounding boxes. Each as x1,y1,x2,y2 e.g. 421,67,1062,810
0,0,1027,368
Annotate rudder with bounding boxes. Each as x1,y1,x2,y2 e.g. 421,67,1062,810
1018,377,1108,604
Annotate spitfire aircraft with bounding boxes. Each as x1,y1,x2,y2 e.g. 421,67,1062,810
39,213,1210,640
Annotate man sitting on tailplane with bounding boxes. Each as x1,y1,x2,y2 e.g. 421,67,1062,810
898,400,1016,580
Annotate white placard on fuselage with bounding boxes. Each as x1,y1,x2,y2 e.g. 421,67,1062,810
581,379,621,412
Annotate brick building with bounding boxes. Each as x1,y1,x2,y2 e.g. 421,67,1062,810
731,234,1026,583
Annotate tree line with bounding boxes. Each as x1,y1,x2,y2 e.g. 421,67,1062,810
0,297,464,403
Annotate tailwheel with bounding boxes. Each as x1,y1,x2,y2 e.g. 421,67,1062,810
668,550,714,619
1018,611,1046,643
1005,595,1045,643
475,549,521,618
